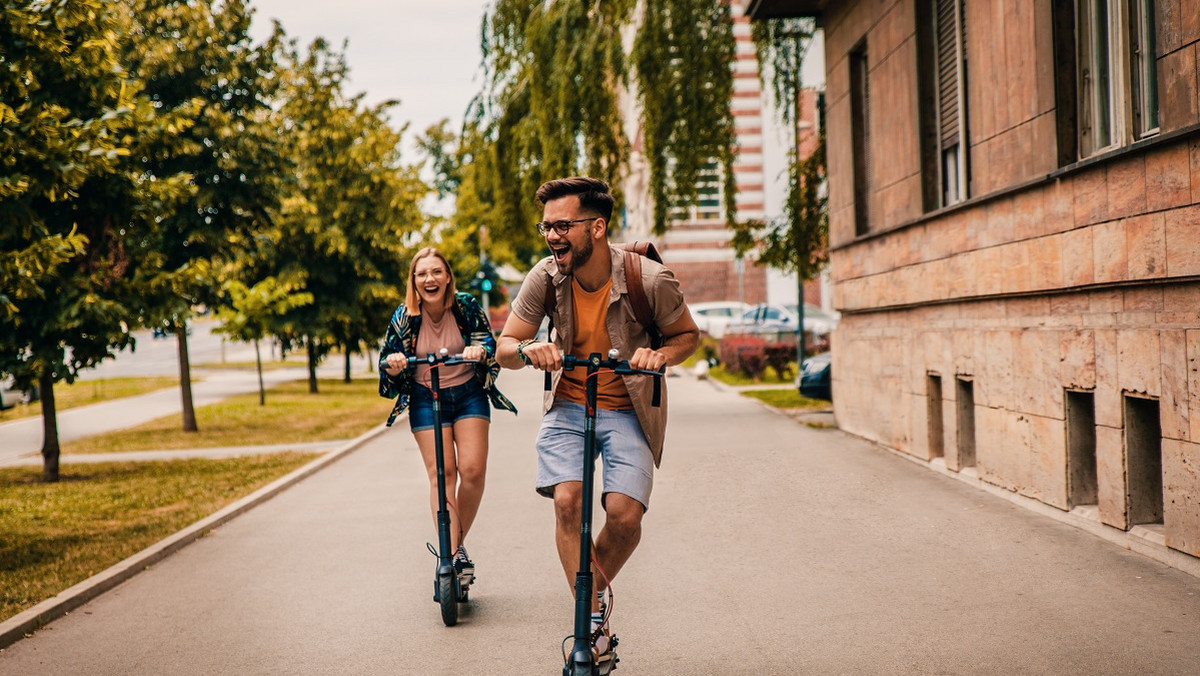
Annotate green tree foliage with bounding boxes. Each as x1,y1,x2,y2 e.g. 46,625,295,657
266,37,426,392
0,0,161,481
468,0,632,266
212,276,313,405
468,1,737,257
117,0,286,431
632,0,737,233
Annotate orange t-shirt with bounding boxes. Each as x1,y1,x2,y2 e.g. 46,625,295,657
555,276,632,410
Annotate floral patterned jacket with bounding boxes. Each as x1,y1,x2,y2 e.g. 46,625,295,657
378,291,516,426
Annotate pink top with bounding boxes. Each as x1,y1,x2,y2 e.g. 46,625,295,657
414,310,473,389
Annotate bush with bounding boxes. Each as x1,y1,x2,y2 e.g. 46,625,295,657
720,335,797,382
763,343,795,381
719,335,767,380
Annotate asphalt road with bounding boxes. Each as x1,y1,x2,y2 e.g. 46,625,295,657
2,367,1199,674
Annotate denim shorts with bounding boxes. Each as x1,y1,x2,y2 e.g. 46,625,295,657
408,378,491,432
535,400,654,509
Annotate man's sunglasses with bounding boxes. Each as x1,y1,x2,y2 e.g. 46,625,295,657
535,217,597,237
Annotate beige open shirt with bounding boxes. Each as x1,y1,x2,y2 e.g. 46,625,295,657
509,246,689,467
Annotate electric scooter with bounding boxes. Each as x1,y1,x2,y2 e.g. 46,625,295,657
558,350,663,676
407,348,476,627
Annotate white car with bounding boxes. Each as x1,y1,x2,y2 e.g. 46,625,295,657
688,301,751,338
725,303,840,337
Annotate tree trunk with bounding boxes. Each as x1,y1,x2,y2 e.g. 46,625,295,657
796,273,807,367
307,340,319,394
39,368,60,482
255,338,265,406
343,349,351,383
177,323,198,432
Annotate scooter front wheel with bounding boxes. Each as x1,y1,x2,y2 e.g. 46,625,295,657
438,571,458,626
564,652,596,676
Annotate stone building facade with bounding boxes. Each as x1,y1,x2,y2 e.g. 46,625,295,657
749,0,1200,563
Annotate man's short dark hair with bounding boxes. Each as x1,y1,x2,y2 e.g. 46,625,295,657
536,176,614,222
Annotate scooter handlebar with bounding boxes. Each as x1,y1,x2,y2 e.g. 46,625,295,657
560,353,664,378
397,350,479,371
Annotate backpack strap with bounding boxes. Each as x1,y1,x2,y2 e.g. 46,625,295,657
542,272,557,392
622,249,662,349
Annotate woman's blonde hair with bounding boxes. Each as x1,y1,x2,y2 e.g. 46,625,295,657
404,247,458,315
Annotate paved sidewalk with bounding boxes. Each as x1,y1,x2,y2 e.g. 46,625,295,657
3,367,1200,674
0,363,349,465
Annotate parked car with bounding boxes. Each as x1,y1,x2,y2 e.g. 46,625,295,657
725,303,838,338
786,304,840,336
689,301,751,338
799,351,832,401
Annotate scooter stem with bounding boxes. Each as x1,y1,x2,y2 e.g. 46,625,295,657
430,353,453,568
569,352,602,665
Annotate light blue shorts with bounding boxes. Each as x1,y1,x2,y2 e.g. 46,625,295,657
535,400,654,510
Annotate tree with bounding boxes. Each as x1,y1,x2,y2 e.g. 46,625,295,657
632,0,738,233
266,36,425,392
212,276,313,405
117,0,286,431
468,0,737,263
731,17,827,364
0,1,167,481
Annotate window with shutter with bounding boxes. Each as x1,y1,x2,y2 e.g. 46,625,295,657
935,0,967,206
850,43,870,236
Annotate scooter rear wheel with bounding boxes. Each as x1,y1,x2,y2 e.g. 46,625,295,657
438,571,458,626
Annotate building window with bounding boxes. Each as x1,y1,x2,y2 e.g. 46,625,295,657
849,42,870,236
668,160,724,223
935,0,968,206
1128,0,1158,137
1075,0,1159,158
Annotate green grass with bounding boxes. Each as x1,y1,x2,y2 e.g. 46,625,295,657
0,452,321,622
0,377,181,424
707,365,794,387
741,387,829,410
64,378,394,454
191,359,309,371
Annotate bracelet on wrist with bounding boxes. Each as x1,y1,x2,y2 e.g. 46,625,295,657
517,338,536,364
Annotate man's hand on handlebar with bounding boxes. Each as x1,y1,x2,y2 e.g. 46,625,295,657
629,347,667,372
521,341,562,372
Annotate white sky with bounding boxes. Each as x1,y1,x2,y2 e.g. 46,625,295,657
247,0,492,148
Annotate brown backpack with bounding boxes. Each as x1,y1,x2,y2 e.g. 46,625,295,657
542,240,664,348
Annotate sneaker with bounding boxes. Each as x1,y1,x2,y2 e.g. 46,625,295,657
591,624,617,667
453,545,474,577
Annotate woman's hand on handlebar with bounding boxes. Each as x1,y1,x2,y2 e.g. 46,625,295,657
383,352,409,376
629,347,667,372
461,345,485,362
522,341,562,372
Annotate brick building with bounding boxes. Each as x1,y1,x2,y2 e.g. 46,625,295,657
749,0,1200,566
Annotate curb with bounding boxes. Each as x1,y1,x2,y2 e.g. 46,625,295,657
0,422,393,650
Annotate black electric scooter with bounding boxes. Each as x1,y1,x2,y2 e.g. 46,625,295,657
407,348,476,627
558,350,663,676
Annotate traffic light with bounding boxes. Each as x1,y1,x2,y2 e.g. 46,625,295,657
472,262,498,294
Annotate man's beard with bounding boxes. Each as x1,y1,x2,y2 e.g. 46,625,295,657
556,234,593,275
